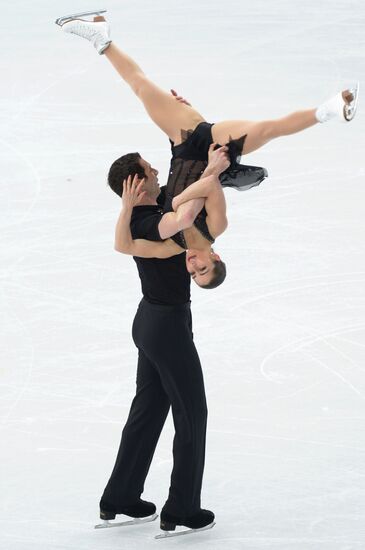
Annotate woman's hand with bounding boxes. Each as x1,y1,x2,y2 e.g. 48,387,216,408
170,88,192,107
122,174,146,210
207,143,230,176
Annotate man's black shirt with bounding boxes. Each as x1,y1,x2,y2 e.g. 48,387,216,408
130,203,190,305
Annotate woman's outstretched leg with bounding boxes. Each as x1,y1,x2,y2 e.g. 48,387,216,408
60,15,205,144
212,109,317,155
212,90,355,155
103,43,205,144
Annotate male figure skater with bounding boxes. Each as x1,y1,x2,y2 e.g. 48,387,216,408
96,146,229,539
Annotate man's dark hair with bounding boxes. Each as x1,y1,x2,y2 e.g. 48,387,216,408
107,152,146,197
199,260,227,289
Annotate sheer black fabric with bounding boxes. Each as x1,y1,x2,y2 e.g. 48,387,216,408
164,121,267,249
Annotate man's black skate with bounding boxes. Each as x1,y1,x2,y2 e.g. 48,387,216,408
95,499,158,529
155,508,215,539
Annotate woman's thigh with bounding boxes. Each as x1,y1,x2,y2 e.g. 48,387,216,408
136,76,206,144
212,119,273,155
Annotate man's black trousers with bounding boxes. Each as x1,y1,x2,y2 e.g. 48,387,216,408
100,298,208,517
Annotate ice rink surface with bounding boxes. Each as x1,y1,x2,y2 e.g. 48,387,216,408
1,0,365,548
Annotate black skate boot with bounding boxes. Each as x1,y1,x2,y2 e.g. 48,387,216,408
155,508,215,539
95,499,158,529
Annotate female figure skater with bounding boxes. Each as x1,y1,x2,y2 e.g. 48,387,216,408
56,11,359,290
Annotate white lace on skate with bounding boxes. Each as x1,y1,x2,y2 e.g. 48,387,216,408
61,18,111,54
94,513,158,529
154,521,216,539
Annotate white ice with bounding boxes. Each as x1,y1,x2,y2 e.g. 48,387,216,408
1,1,365,549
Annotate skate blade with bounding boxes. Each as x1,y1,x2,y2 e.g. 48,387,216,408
155,521,216,539
55,9,107,26
345,80,360,121
94,513,158,529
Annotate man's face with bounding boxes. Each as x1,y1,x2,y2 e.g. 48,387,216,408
138,157,160,198
185,249,221,287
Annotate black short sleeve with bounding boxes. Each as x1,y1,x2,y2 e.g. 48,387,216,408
130,205,164,242
157,186,166,207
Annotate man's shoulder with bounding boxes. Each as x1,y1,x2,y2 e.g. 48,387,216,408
131,205,163,223
131,205,164,241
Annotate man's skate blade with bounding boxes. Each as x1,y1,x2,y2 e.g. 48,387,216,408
94,513,158,529
345,81,360,121
55,9,107,26
155,521,216,539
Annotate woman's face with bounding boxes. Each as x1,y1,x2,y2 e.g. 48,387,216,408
185,249,221,287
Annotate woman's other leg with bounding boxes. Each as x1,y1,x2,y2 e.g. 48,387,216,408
104,43,205,144
212,109,318,155
212,89,354,155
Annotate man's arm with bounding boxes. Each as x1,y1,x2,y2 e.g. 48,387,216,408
171,175,217,209
114,176,183,258
157,197,205,239
114,201,182,258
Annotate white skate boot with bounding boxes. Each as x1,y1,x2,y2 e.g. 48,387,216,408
315,82,360,123
56,11,112,55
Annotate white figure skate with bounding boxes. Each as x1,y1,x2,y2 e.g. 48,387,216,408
94,513,158,529
56,10,112,54
316,82,360,123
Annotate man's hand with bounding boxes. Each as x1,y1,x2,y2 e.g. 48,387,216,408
207,143,230,176
170,88,192,107
122,174,146,210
